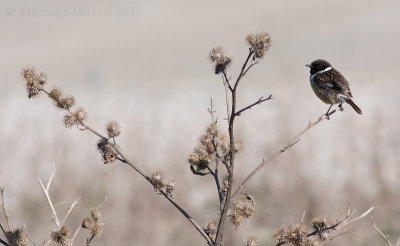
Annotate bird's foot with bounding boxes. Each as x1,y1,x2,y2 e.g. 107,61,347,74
339,103,344,111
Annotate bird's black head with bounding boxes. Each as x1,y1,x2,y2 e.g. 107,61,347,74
306,59,332,74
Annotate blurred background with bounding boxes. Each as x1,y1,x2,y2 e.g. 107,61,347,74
1,0,399,245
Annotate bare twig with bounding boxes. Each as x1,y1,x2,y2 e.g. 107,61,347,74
235,95,272,116
38,164,60,227
371,217,393,246
231,110,337,201
0,188,11,232
60,200,78,226
0,238,9,246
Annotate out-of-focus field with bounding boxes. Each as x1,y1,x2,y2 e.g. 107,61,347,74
1,0,399,245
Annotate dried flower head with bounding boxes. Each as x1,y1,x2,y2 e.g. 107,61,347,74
244,236,258,246
50,225,71,246
82,217,92,228
74,108,87,122
246,32,271,59
5,227,28,246
106,121,121,138
228,198,255,228
189,123,233,174
82,208,104,239
220,175,229,195
63,114,77,128
204,220,218,242
209,46,232,74
150,170,164,192
49,88,63,101
97,138,118,164
273,224,311,246
58,96,75,110
166,178,176,197
22,67,46,98
90,208,102,221
311,217,334,241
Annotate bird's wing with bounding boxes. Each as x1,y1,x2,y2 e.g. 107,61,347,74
314,69,352,97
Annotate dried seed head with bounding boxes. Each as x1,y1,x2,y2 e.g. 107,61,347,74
97,138,118,164
49,88,63,101
5,227,28,246
204,220,218,242
209,46,232,74
166,178,176,197
189,123,232,173
22,67,45,98
90,221,104,237
90,208,102,221
228,198,255,228
58,96,75,110
106,121,121,138
273,224,310,246
150,170,164,192
311,217,333,241
74,108,87,122
82,217,92,228
246,32,271,59
63,114,77,128
50,225,71,246
244,236,258,246
220,175,229,195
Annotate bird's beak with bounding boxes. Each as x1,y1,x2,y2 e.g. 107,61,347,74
305,64,311,67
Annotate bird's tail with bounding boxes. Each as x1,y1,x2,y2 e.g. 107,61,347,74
345,98,362,114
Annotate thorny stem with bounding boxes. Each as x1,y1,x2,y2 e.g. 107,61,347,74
215,48,255,246
235,95,273,116
40,88,213,245
231,109,337,201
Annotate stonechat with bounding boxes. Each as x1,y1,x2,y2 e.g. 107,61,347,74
306,59,362,118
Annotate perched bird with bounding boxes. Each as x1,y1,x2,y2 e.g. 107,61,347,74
306,59,362,118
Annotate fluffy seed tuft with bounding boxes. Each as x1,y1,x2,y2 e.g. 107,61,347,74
63,114,77,128
227,198,255,228
5,227,28,246
150,170,164,192
246,32,271,59
204,220,218,242
209,46,232,74
50,225,71,246
244,236,258,246
74,108,88,122
273,224,310,246
22,67,46,98
165,178,176,197
97,138,118,164
106,121,121,138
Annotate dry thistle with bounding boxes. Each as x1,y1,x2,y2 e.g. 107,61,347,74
63,114,77,128
82,208,104,238
220,175,229,195
209,46,232,74
311,217,333,241
58,95,75,110
165,178,176,197
50,225,72,246
150,170,164,192
227,198,255,228
5,227,28,246
273,224,311,246
49,88,62,101
97,138,118,164
189,123,234,174
246,32,271,59
74,108,88,122
106,121,121,138
22,67,46,98
244,236,258,246
204,220,218,242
